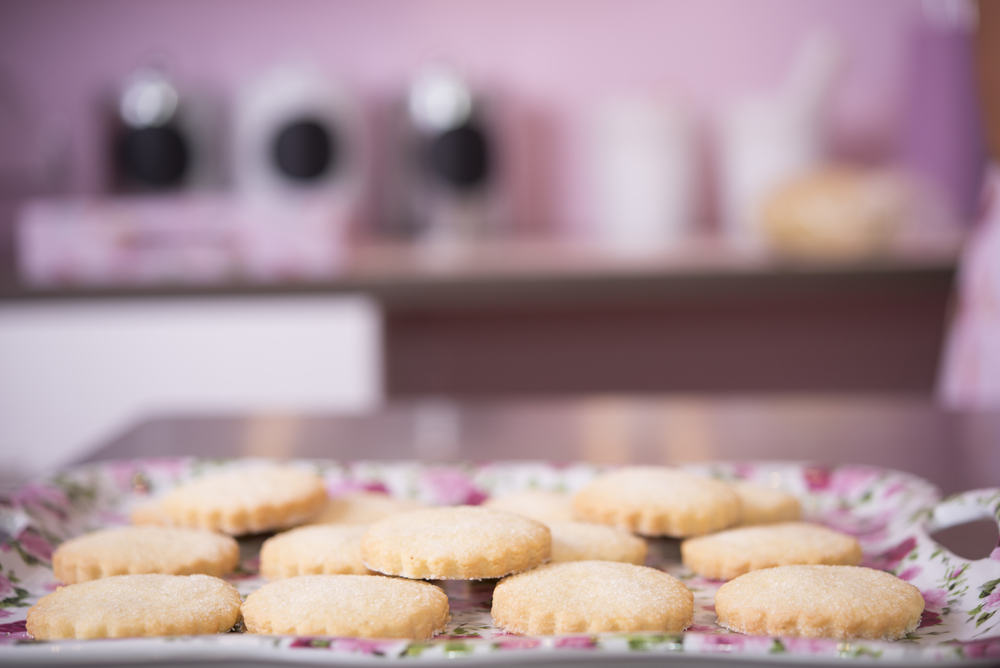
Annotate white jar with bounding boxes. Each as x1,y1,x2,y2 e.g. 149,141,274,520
588,97,697,252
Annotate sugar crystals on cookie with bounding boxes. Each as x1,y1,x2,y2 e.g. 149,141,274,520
573,466,742,537
548,521,647,564
361,506,551,580
715,564,924,640
260,524,372,578
731,480,802,525
483,490,576,524
492,561,693,634
681,521,861,580
242,574,449,639
159,463,327,535
52,526,239,584
310,491,424,525
27,574,241,639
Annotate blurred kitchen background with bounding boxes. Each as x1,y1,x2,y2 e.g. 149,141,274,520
0,0,988,480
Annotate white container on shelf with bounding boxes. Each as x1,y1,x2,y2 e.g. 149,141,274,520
717,31,842,247
718,98,825,247
589,98,697,252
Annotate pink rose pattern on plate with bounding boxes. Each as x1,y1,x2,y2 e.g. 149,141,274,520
0,459,997,663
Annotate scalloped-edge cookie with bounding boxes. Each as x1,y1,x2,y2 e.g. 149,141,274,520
160,464,327,535
715,565,924,640
483,490,575,524
310,492,424,525
733,481,802,526
572,467,741,537
492,561,693,635
26,574,241,639
129,501,172,527
53,526,239,584
260,524,372,579
549,521,647,564
361,506,550,580
242,574,449,639
681,522,862,580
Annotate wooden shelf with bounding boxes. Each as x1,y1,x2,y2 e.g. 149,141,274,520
0,232,963,307
1,232,962,395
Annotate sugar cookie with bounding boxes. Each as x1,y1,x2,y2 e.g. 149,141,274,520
361,506,550,580
572,467,741,537
52,526,239,584
492,561,693,634
260,524,372,578
242,574,449,639
310,492,424,525
26,574,241,639
715,565,924,640
160,464,327,534
733,481,802,525
681,522,861,580
129,501,172,526
483,490,575,523
548,521,647,564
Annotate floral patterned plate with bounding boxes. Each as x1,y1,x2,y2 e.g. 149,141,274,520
1,459,999,666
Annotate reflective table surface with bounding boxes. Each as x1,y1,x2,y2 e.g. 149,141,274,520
82,394,1000,496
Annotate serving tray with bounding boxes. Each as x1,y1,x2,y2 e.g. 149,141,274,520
0,459,998,665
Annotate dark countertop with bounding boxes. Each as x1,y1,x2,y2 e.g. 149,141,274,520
77,394,1000,559
82,394,999,495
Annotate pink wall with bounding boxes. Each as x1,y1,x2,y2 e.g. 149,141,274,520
0,0,980,233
